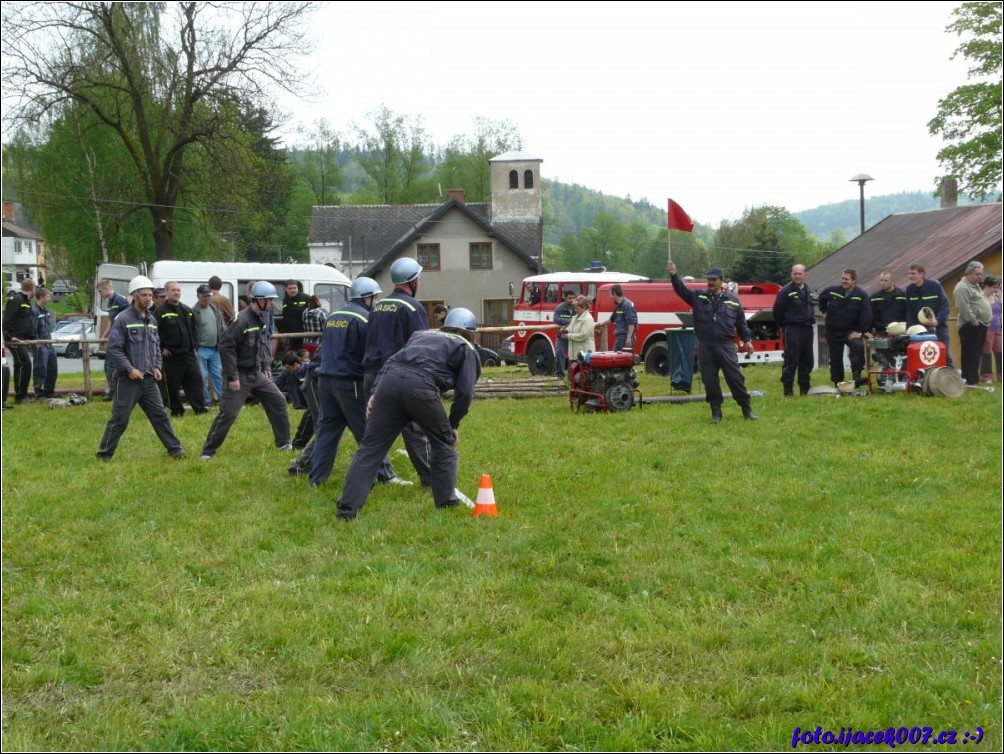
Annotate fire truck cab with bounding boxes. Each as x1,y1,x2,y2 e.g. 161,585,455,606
503,270,784,376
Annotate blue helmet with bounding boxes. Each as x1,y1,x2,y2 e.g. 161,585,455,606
443,307,478,332
390,258,422,285
250,280,278,299
349,277,382,299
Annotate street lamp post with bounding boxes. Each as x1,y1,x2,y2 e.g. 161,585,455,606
849,174,874,235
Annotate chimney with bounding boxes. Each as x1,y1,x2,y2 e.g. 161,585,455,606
940,177,958,209
2,200,14,221
448,189,466,204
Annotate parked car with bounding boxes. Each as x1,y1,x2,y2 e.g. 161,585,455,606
476,345,501,368
51,320,96,358
49,279,78,301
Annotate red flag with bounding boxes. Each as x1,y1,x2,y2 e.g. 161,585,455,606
667,199,694,232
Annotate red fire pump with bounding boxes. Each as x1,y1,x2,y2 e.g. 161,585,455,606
867,333,947,393
568,351,642,412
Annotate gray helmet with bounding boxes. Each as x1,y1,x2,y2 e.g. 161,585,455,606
250,280,278,299
390,258,422,285
443,307,478,332
350,277,382,299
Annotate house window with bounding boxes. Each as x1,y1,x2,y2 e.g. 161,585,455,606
524,170,534,189
469,242,493,270
14,241,22,254
509,170,518,189
417,244,441,271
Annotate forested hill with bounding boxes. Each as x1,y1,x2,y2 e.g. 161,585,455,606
541,181,978,243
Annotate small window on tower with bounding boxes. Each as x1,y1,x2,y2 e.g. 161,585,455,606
509,170,518,189
524,170,534,189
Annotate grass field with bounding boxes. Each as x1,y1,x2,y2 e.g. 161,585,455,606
2,364,1001,751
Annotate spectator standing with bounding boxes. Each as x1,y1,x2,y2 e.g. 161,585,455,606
301,294,328,355
97,278,129,401
200,281,292,460
208,275,236,326
905,263,952,366
154,281,208,417
361,258,431,486
818,268,873,387
192,284,225,407
31,287,58,398
280,279,310,352
335,308,482,521
607,284,638,351
869,269,907,335
980,275,1002,383
431,304,449,328
552,289,576,378
566,295,596,360
667,261,758,423
772,263,816,397
3,278,36,403
95,276,185,460
953,261,991,385
307,277,404,487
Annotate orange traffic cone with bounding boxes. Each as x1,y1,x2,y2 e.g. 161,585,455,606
473,474,498,517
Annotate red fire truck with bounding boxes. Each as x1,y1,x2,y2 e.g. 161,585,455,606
501,269,785,376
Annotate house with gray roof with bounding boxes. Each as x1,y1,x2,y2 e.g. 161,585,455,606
309,153,544,335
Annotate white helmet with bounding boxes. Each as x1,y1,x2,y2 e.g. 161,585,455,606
907,324,929,336
128,275,154,294
918,306,937,326
886,322,907,335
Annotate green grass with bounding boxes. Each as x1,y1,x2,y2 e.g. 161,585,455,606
2,365,1001,751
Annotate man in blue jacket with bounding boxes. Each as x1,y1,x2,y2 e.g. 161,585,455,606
905,263,953,366
667,261,757,424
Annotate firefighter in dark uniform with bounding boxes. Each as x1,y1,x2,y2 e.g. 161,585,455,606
3,278,36,403
667,261,758,423
870,270,908,335
96,276,185,460
155,281,209,416
97,278,130,400
336,308,482,521
200,281,292,459
772,263,816,396
307,277,402,488
553,289,577,378
361,257,431,485
818,268,873,387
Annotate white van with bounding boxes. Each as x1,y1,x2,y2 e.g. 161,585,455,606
93,261,351,350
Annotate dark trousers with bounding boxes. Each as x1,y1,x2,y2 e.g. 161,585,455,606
780,324,814,394
9,342,31,400
554,338,569,377
364,371,431,486
959,323,988,385
698,340,751,412
935,324,953,367
162,350,207,416
96,374,182,458
33,344,58,397
201,369,290,457
826,331,865,384
309,375,395,486
338,369,457,517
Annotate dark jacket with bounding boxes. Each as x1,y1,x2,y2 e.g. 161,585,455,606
220,305,272,379
318,301,370,381
671,275,752,343
772,282,815,327
154,301,197,352
107,305,162,377
32,302,54,341
905,279,950,327
819,284,873,334
870,286,907,332
362,287,428,374
3,291,35,340
378,329,482,429
280,292,311,334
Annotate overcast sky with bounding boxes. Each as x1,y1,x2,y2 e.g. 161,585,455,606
277,0,969,227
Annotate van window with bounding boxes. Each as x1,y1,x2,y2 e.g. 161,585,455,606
98,280,131,313
315,283,348,313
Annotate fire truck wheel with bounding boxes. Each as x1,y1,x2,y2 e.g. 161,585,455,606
605,382,634,412
526,339,555,376
643,342,669,376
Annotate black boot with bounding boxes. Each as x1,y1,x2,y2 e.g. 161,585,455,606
742,407,759,421
711,407,723,424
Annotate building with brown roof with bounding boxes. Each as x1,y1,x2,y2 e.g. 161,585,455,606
807,203,1002,359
